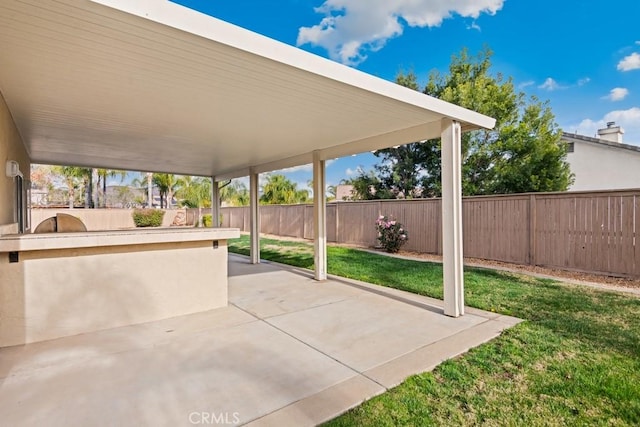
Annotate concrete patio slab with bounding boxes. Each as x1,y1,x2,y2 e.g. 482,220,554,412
266,292,486,372
0,254,522,426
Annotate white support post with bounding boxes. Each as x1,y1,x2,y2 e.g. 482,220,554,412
313,152,327,281
441,119,464,317
211,177,220,227
249,169,260,264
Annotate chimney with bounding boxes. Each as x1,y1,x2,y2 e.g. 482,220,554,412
597,121,624,143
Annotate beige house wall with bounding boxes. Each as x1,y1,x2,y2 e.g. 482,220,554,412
0,91,30,231
567,142,640,191
0,238,229,347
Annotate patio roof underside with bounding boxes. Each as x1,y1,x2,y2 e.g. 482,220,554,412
0,0,495,179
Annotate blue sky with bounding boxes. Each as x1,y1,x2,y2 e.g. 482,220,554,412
171,0,640,192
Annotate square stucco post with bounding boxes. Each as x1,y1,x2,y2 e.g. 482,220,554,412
250,169,260,264
211,177,220,227
313,152,327,281
441,118,464,317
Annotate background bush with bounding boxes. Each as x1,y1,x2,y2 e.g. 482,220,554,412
132,209,165,227
202,214,212,227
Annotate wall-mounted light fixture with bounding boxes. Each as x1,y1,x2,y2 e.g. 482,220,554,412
5,160,23,178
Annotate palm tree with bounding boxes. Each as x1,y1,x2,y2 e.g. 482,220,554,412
260,174,309,205
220,180,249,207
175,176,212,226
152,173,178,208
131,172,153,208
327,185,337,202
146,172,153,208
53,166,92,208
175,176,212,208
96,169,127,207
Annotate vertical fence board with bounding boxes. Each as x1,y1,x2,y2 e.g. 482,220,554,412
327,204,337,242
336,202,380,247
280,205,305,238
635,195,640,276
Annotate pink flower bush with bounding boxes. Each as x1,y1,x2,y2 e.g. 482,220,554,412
375,215,408,253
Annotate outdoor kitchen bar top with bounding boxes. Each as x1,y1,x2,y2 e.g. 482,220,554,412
0,227,240,252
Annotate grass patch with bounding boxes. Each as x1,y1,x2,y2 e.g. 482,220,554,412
229,235,640,426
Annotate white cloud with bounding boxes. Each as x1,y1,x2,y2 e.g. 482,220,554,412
568,107,640,145
279,159,336,174
617,52,640,71
280,163,313,173
636,41,640,45
538,78,564,91
297,0,505,65
537,77,587,91
577,77,590,86
466,21,481,31
345,166,367,177
518,80,535,90
602,87,629,102
232,176,250,188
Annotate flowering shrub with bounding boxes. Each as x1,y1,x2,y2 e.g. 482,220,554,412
375,215,408,253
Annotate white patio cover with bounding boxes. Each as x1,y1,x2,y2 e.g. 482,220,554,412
0,0,494,178
0,0,496,317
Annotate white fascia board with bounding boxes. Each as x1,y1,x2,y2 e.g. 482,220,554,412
215,153,313,181
90,0,495,131
216,120,452,180
214,168,250,182
318,122,442,161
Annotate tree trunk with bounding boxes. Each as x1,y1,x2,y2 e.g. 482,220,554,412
102,176,107,208
146,173,153,208
167,189,174,209
85,171,94,208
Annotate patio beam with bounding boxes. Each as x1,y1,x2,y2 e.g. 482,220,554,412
441,118,464,317
250,169,260,264
211,177,220,227
313,151,327,281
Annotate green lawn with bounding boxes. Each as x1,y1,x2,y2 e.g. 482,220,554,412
229,235,640,426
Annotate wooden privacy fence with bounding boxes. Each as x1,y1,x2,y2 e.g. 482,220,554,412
221,189,640,278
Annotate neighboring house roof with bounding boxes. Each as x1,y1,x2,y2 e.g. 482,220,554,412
0,0,494,180
561,132,640,154
335,184,355,201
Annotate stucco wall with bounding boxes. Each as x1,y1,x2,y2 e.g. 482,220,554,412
31,208,200,231
568,141,640,191
0,91,30,230
0,239,229,347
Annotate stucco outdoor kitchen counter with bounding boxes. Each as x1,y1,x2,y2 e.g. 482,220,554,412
0,227,240,252
0,227,241,347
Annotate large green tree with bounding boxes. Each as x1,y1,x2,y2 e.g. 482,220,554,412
260,174,309,205
53,166,93,208
351,48,573,199
175,176,211,208
220,180,249,207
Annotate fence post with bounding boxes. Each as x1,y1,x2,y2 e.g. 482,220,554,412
529,194,537,266
335,203,340,244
